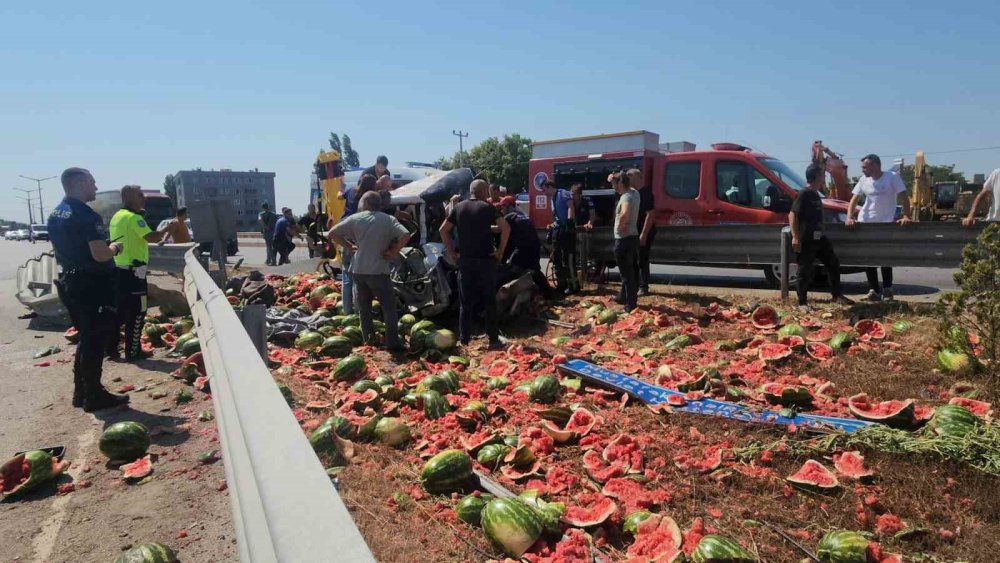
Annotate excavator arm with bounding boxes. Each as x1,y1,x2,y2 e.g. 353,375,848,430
811,141,850,200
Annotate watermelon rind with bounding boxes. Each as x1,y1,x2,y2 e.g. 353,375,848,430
927,404,978,438
420,390,451,420
455,493,494,525
691,534,756,563
480,497,544,557
751,305,779,329
420,449,472,494
762,384,813,407
332,355,366,381
373,417,411,447
786,459,839,492
847,393,915,428
528,375,560,404
476,444,510,469
100,421,151,462
114,542,179,563
622,510,653,535
936,349,970,373
816,530,870,563
0,450,67,498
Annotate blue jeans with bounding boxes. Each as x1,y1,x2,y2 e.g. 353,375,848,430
263,236,276,265
341,249,354,315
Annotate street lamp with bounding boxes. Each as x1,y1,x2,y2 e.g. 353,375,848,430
18,175,55,219
13,190,35,225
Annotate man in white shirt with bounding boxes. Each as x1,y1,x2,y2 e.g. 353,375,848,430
962,168,1000,227
846,154,911,301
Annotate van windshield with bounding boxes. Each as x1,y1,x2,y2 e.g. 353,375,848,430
759,157,808,192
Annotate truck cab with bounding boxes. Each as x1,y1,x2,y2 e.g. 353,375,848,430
528,131,850,230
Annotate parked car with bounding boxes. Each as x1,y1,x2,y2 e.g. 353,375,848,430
155,218,239,256
30,225,49,241
11,229,30,241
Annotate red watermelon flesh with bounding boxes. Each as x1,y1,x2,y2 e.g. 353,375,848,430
854,319,887,340
121,455,153,480
582,449,626,483
563,408,598,437
806,342,835,361
848,393,915,428
778,335,805,349
487,360,516,377
561,492,617,527
759,343,793,362
674,445,724,474
833,451,874,480
751,305,779,329
666,395,687,407
627,515,683,560
807,328,836,342
786,459,839,490
500,460,542,481
602,478,670,511
948,397,992,418
602,435,644,473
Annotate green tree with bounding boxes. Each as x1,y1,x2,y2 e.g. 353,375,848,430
900,163,966,189
163,174,178,207
342,134,360,167
328,133,342,154
434,133,533,192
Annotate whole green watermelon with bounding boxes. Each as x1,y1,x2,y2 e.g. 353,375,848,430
399,314,418,333
420,449,472,494
480,497,544,557
320,336,353,358
114,542,178,563
179,337,200,358
420,390,451,420
341,326,365,346
410,320,437,336
100,421,151,462
374,417,411,447
691,534,755,563
928,404,978,438
172,318,193,336
173,332,196,352
455,493,494,525
294,330,324,352
341,314,361,327
816,530,870,563
332,355,366,381
528,375,560,403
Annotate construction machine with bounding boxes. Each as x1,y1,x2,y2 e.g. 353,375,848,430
811,141,850,200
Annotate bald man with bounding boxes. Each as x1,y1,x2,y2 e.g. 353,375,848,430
440,180,510,349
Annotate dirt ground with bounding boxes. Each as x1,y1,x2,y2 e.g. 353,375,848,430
0,279,236,563
267,274,999,563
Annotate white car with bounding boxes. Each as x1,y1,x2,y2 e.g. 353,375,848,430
11,229,29,241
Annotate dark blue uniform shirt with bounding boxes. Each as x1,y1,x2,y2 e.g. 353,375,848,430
47,197,112,271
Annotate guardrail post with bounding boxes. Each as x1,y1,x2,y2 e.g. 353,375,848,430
238,304,268,360
780,226,790,301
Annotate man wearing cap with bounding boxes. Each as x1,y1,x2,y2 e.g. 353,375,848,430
544,180,578,294
500,196,552,299
107,185,169,362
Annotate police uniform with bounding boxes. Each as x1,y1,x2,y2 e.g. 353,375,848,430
48,196,124,409
107,208,153,361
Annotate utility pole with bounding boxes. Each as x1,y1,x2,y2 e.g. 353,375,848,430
452,130,469,167
14,194,35,225
19,175,55,220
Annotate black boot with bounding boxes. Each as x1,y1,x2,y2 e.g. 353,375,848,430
82,371,129,412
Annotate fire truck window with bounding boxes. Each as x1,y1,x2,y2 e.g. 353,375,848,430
716,162,766,209
663,162,700,199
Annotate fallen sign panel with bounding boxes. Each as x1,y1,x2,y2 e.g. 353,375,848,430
557,359,872,434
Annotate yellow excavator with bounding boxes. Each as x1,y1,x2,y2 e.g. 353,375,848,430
314,149,346,262
910,151,973,221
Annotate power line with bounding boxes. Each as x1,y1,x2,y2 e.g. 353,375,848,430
784,144,1000,164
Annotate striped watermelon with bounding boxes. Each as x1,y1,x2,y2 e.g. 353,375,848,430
454,493,494,525
114,542,178,563
817,530,871,563
927,404,978,438
332,355,366,381
420,449,472,494
0,450,68,498
691,534,755,562
480,497,544,557
99,421,151,462
420,390,451,420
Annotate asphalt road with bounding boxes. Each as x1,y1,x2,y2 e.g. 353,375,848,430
228,239,959,303
0,239,54,280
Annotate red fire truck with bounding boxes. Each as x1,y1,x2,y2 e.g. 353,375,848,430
527,131,852,285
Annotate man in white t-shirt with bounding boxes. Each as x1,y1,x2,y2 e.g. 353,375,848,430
962,168,1000,227
846,154,911,301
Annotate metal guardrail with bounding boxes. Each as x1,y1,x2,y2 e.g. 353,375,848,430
586,225,784,265
148,243,200,274
183,248,374,563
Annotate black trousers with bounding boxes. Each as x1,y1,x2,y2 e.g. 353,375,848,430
639,227,657,290
107,268,148,360
865,267,893,293
275,238,295,264
56,271,117,401
796,236,843,305
551,227,578,291
615,236,640,311
459,258,498,344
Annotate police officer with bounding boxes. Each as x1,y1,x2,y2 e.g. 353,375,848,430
106,185,167,362
48,168,130,411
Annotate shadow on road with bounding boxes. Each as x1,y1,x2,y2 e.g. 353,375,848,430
27,315,70,333
92,408,189,447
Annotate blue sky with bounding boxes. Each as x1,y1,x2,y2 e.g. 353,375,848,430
2,1,998,223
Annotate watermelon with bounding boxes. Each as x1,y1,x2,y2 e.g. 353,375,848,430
806,341,835,361
947,397,992,418
476,444,510,469
778,323,803,337
121,455,153,480
143,324,166,342
486,377,509,391
848,393,915,428
758,342,792,362
540,407,599,443
373,417,411,447
828,331,853,350
751,305,779,329
691,534,755,563
936,349,970,373
320,336,353,358
309,284,336,304
399,314,417,333
173,318,194,335
927,404,978,438
627,514,684,561
0,450,68,498
561,492,617,527
350,380,381,395
332,355,366,381
294,330,324,351
420,449,473,494
480,497,544,557
449,355,470,368
761,383,813,407
595,309,618,325
64,326,80,344
807,328,836,342
419,373,454,396
455,493,494,525
622,510,654,535
427,329,458,351
355,414,383,443
341,314,361,327
528,375,560,403
832,451,874,481
584,304,605,320
318,415,356,440
173,332,196,352
664,334,692,350
114,542,179,563
309,425,348,465
517,489,565,534
786,459,839,492
410,319,436,336
341,326,365,346
420,390,451,420
99,421,151,462
778,335,806,350
816,530,871,563
891,320,913,335
854,319,886,341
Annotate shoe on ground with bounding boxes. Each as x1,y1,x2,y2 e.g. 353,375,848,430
832,295,856,306
637,287,649,297
83,389,130,412
882,287,894,301
72,395,84,408
865,290,882,302
125,350,154,362
106,354,124,363
797,304,811,312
